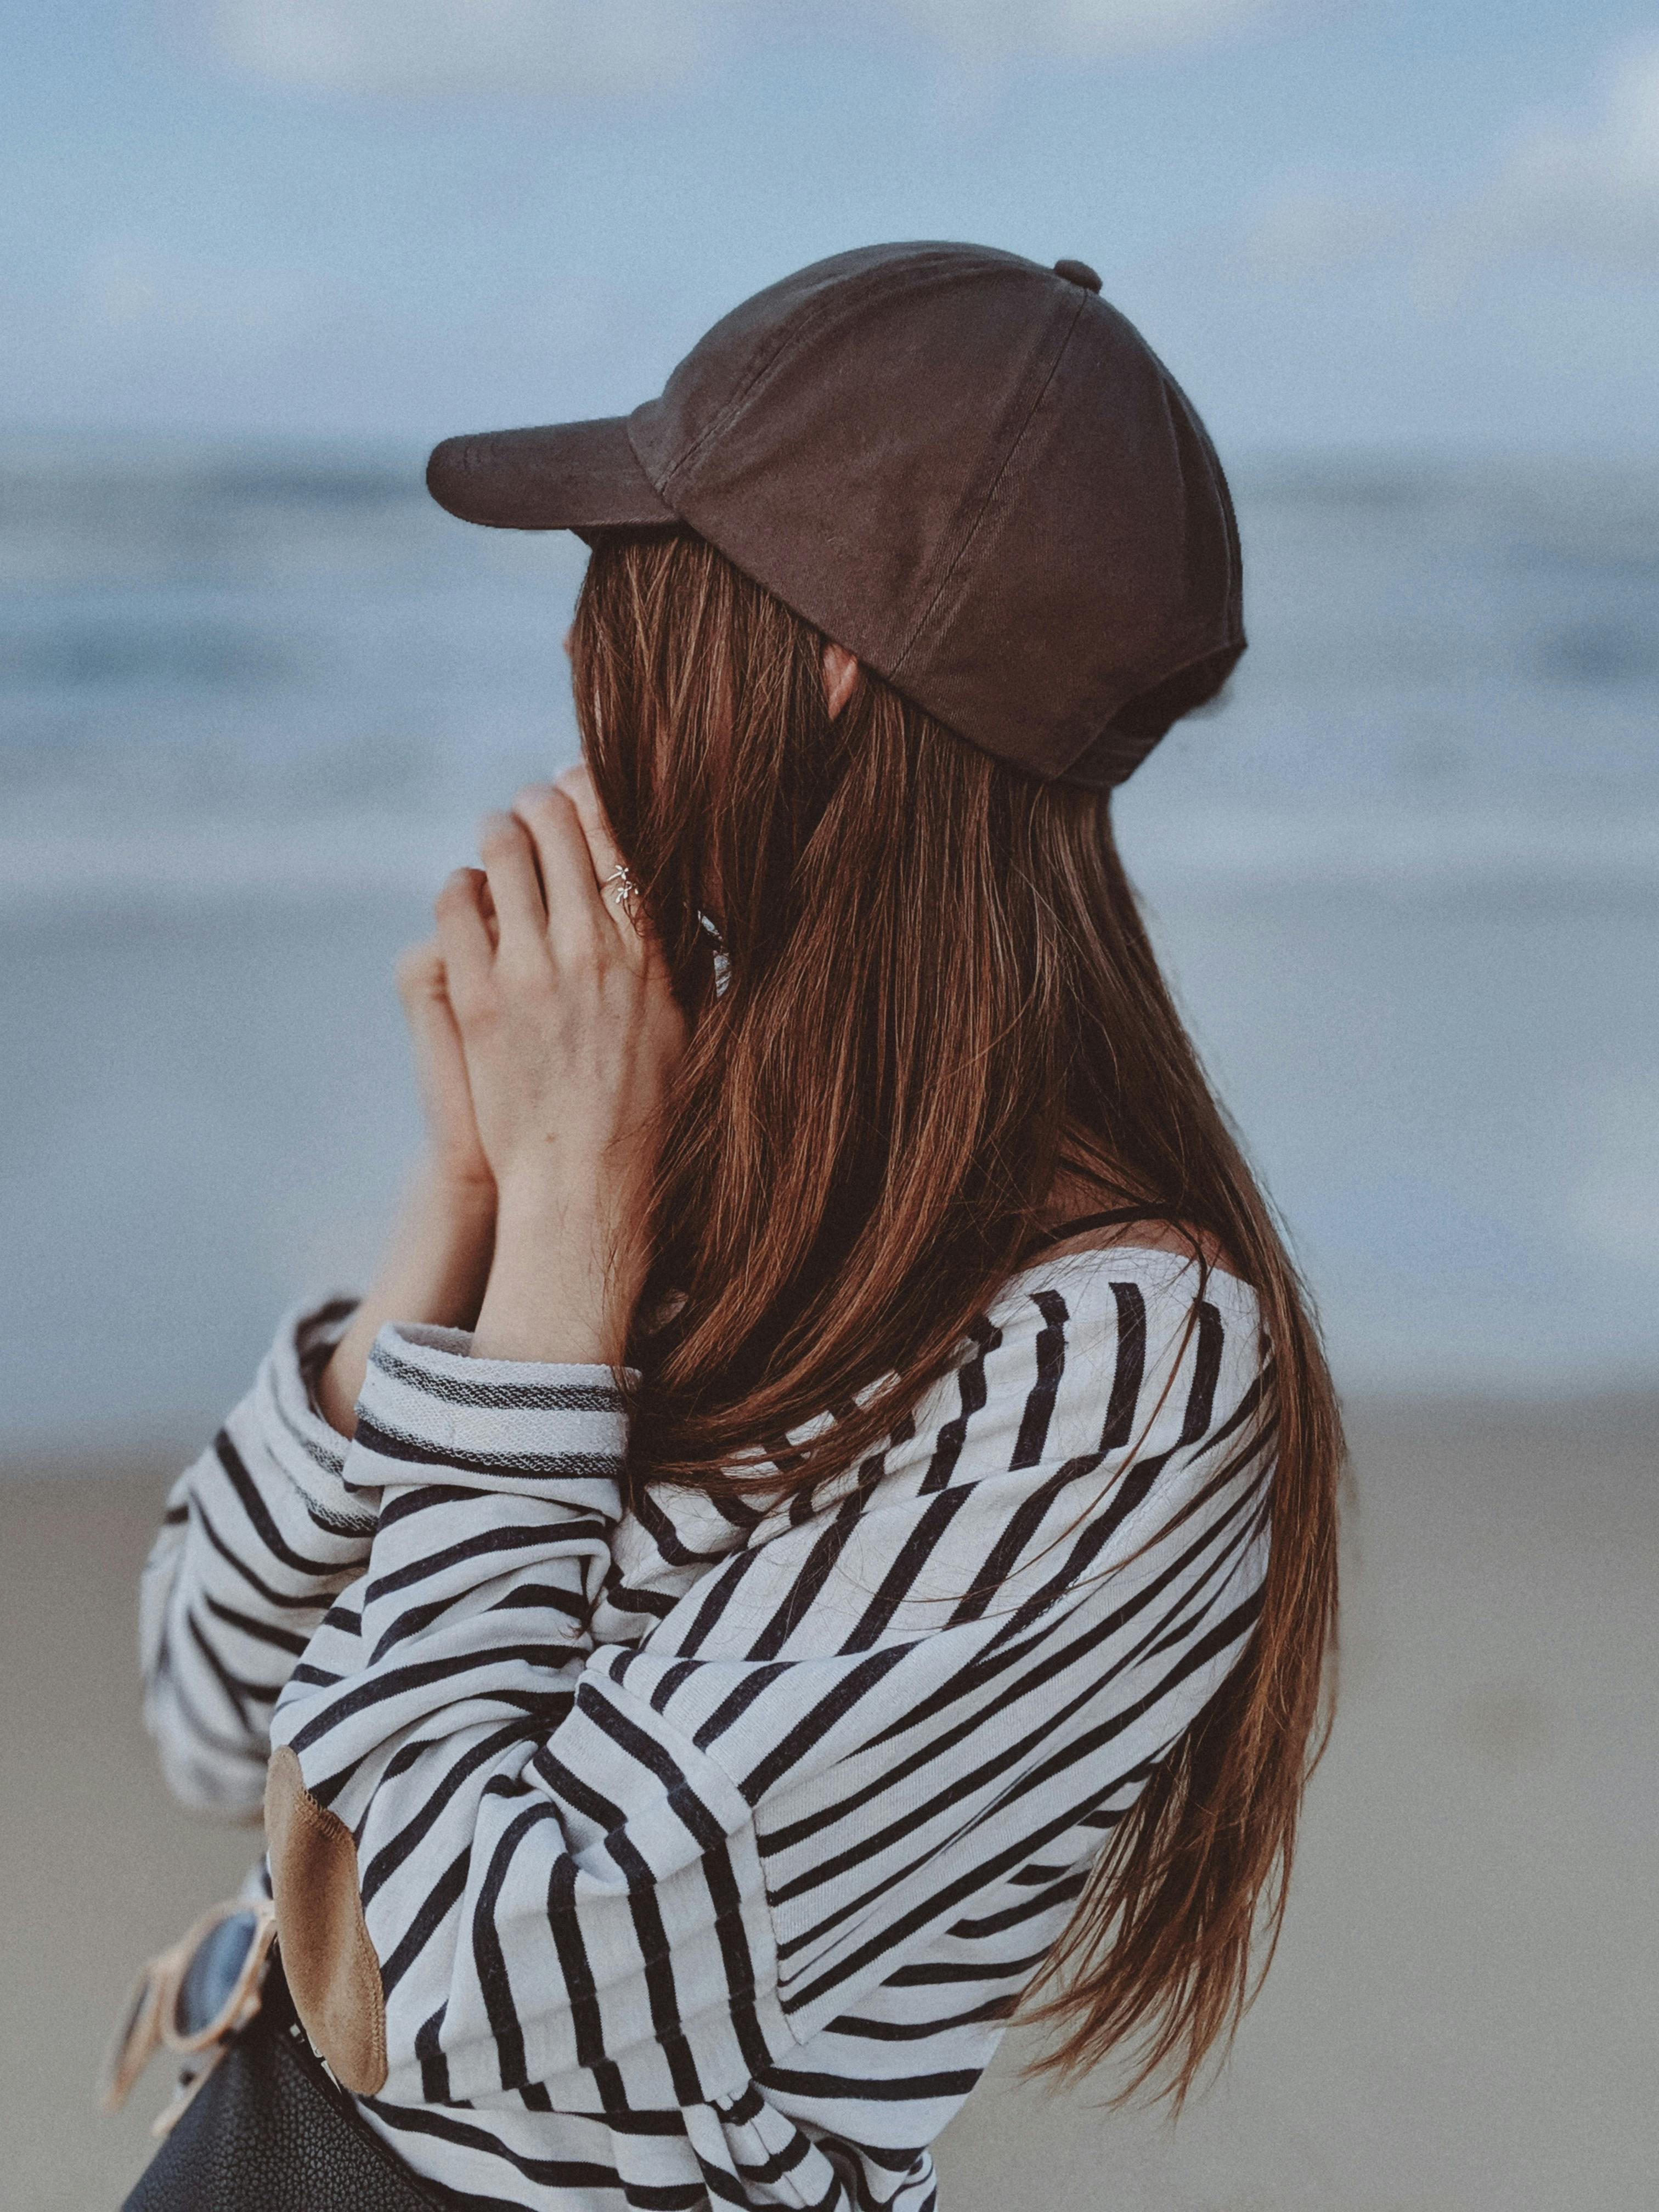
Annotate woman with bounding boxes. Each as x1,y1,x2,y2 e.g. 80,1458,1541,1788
133,244,1340,2210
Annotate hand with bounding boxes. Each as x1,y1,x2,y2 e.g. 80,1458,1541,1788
394,939,494,1204
437,766,686,1367
315,945,497,1437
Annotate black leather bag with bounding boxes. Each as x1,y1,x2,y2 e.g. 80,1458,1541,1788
122,1954,458,2211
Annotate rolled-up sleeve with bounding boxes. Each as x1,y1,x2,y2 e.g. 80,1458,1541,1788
265,1282,1270,2117
140,1300,373,1818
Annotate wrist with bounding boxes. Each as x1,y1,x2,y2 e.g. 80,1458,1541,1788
381,1164,496,1317
315,1163,497,1437
470,1181,642,1369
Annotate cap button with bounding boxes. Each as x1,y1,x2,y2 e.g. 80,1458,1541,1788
1052,258,1102,293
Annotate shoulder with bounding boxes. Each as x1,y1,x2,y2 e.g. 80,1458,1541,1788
611,1242,1270,1667
995,1232,1257,1326
614,1245,1264,1588
765,1240,1266,1511
998,1238,1260,1347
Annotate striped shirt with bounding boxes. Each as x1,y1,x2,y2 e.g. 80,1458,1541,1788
141,1242,1271,2211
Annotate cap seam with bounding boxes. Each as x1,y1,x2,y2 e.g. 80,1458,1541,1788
889,291,1088,684
1133,356,1245,644
651,283,850,494
651,247,1032,499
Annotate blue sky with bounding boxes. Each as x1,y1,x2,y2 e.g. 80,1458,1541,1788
5,0,1658,452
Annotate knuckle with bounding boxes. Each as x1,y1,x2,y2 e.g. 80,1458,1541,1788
477,813,522,861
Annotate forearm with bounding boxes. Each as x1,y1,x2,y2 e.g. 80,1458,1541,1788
318,1161,495,1434
266,1323,781,2109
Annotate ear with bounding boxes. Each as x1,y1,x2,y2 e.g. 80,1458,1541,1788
822,641,860,721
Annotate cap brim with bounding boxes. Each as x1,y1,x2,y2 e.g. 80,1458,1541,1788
425,416,676,533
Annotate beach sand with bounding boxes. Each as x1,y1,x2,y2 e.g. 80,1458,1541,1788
3,1399,1654,2212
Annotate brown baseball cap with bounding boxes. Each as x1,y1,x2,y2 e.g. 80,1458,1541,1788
426,241,1243,788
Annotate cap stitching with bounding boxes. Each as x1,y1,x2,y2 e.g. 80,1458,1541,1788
653,247,1022,496
889,291,1088,682
654,284,850,492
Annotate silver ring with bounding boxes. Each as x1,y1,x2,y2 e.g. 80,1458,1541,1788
602,864,639,921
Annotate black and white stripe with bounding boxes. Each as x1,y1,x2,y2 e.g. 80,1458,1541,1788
142,1245,1271,2210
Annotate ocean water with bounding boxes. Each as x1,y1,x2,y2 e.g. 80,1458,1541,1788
3,437,1657,1453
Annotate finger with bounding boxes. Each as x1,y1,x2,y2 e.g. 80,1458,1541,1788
394,938,446,1018
550,764,624,881
432,867,494,1012
545,767,653,963
398,941,486,1153
476,811,547,958
396,939,462,1063
398,940,462,1087
511,783,614,968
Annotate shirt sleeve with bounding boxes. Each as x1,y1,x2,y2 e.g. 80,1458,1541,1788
266,1267,1271,2115
140,1299,374,1818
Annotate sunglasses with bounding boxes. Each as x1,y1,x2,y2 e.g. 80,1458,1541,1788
100,1897,278,2137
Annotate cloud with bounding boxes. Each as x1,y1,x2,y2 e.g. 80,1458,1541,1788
879,0,1283,64
204,0,1290,99
1242,182,1418,284
77,242,318,337
1240,37,1659,292
1444,33,1659,273
207,0,727,98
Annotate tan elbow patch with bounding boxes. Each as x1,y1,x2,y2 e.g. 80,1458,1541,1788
264,1743,388,2095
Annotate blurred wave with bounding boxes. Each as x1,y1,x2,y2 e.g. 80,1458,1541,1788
3,436,1656,900
3,436,1657,1443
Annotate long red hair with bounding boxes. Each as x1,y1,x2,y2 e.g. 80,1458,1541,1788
572,527,1341,2104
